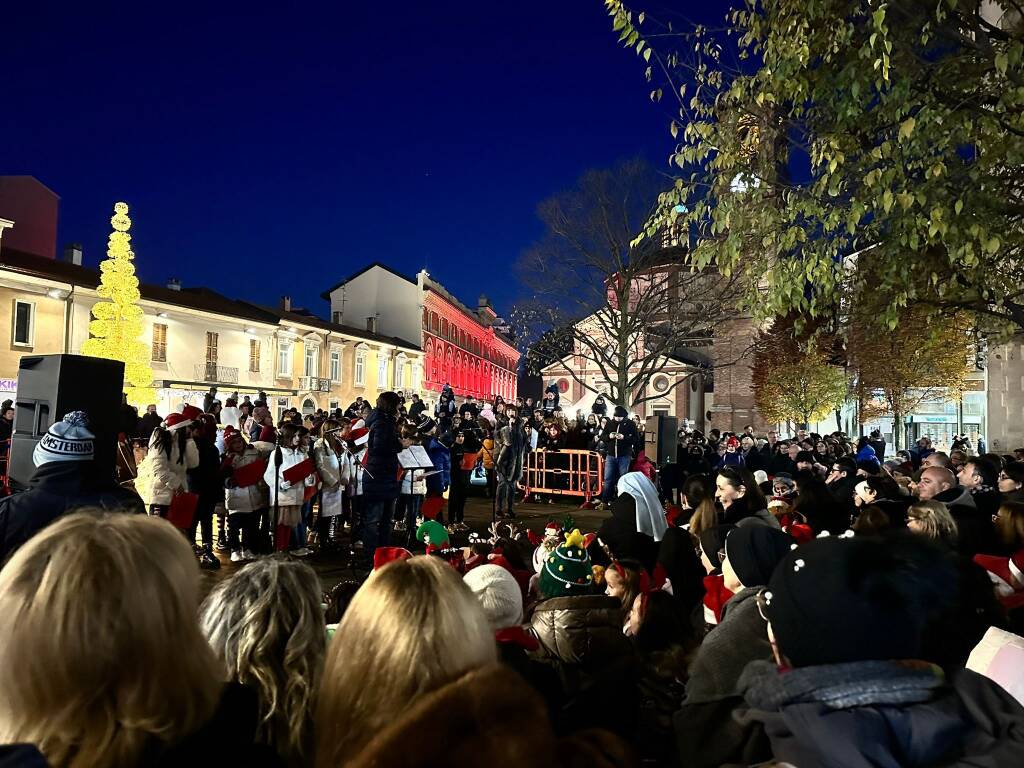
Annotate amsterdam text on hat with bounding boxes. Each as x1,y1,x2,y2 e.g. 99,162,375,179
33,411,95,467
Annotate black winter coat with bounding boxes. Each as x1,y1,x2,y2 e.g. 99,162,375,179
599,417,639,458
527,594,639,738
0,461,145,564
361,409,402,501
141,684,283,767
187,437,224,503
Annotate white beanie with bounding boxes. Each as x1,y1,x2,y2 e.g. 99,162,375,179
463,564,523,630
33,411,95,467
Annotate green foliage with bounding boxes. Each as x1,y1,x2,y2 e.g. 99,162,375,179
605,0,1024,334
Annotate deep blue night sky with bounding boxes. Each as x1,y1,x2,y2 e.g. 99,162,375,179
3,2,731,318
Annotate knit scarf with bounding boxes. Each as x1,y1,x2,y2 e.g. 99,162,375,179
740,659,945,711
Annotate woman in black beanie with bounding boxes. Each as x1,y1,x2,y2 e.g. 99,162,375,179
685,525,794,703
736,536,1024,767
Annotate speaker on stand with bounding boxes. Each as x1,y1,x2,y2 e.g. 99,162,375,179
9,354,125,491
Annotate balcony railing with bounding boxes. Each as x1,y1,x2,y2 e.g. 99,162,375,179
195,363,239,384
299,376,332,392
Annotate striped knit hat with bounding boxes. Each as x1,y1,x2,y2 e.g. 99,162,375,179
33,411,95,466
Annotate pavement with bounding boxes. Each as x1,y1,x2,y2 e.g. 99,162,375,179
198,492,611,599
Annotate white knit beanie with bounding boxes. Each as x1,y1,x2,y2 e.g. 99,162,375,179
33,411,95,467
463,564,523,630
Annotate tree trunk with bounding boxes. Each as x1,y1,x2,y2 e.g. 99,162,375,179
892,407,902,450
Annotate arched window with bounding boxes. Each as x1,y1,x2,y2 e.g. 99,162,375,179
441,318,448,339
422,307,428,329
431,313,439,333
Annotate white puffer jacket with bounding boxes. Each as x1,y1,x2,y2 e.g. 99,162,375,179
401,469,427,496
225,445,271,514
142,431,199,506
314,438,354,491
264,446,315,507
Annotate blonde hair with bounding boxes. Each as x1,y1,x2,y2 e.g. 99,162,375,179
0,511,221,768
314,556,496,766
908,500,959,544
200,557,326,767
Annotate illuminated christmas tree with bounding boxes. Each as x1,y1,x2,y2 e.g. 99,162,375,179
81,202,155,407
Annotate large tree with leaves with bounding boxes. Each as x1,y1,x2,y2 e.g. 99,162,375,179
605,0,1024,333
848,300,974,448
751,315,849,429
512,157,745,408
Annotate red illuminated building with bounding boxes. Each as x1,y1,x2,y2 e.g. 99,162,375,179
323,263,518,401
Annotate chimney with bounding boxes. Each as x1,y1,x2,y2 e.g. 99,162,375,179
366,315,378,333
281,295,292,312
62,242,83,265
478,293,490,310
166,277,181,291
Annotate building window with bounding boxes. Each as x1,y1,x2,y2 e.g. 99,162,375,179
329,399,340,412
377,355,388,387
396,358,406,389
304,344,318,377
276,396,290,423
355,349,366,386
206,331,218,363
330,349,341,382
332,311,342,324
12,300,35,347
151,323,167,362
249,339,260,372
278,339,293,377
412,362,421,390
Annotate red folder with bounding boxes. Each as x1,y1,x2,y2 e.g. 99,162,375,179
167,491,198,530
422,496,445,520
232,459,267,488
460,452,479,472
283,457,315,484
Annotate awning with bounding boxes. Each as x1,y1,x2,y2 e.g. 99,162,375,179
154,380,298,396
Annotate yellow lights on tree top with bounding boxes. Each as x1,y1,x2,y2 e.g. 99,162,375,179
81,201,155,407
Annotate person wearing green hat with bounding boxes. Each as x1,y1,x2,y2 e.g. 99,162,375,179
526,529,637,736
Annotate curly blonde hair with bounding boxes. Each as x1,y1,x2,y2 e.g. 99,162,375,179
0,511,221,768
200,557,326,767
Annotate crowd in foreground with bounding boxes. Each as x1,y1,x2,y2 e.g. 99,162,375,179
0,387,1024,767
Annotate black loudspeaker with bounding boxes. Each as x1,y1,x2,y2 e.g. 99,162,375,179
644,415,679,465
9,354,125,490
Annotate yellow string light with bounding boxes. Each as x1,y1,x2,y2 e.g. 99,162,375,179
81,201,155,407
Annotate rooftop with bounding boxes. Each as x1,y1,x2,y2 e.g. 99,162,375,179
319,261,416,299
0,247,420,349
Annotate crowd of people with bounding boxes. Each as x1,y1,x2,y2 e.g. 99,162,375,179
1,385,1024,767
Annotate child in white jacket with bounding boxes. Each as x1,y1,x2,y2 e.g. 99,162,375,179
264,423,316,551
398,423,428,548
141,413,199,521
313,419,353,550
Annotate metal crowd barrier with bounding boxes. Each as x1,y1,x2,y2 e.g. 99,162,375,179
521,449,604,503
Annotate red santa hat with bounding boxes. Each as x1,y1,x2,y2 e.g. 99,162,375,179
726,436,740,448
181,404,203,422
544,521,562,536
163,412,191,432
373,547,413,571
350,427,370,447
